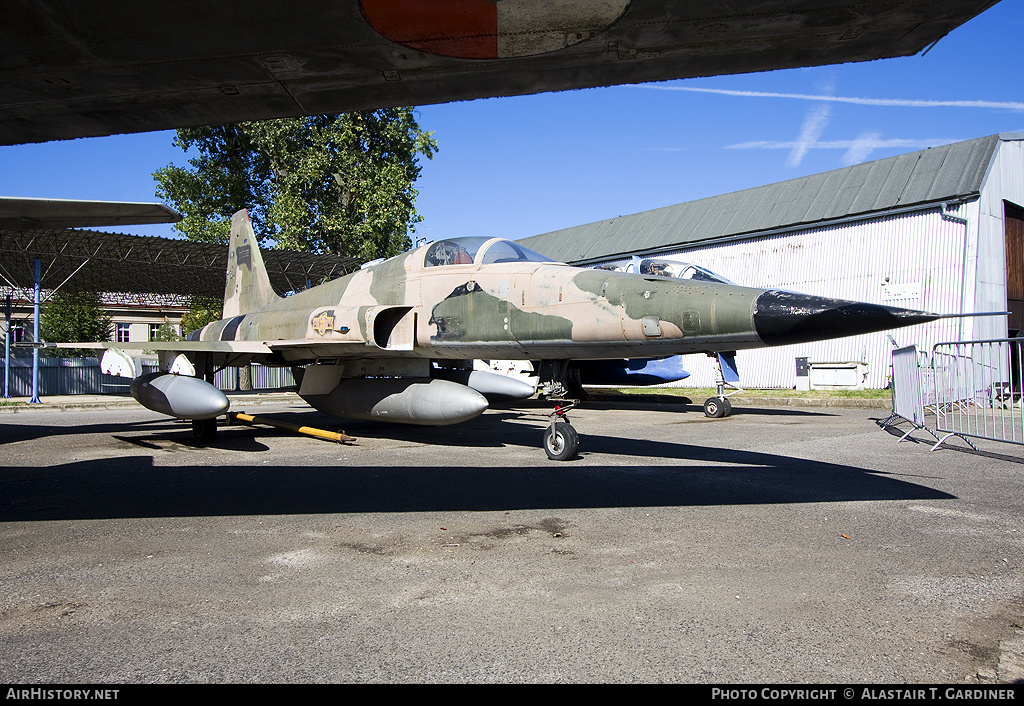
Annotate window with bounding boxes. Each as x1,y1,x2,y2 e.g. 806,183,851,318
116,323,131,343
424,238,482,267
479,240,552,265
8,321,26,343
423,237,553,268
638,259,734,284
149,323,161,341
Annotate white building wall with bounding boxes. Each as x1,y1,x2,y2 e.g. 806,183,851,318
631,206,974,389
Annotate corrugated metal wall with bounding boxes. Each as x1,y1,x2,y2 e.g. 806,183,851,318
1,357,295,397
647,206,973,389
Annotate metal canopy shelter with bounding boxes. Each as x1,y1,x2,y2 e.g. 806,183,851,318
0,228,362,299
0,198,361,297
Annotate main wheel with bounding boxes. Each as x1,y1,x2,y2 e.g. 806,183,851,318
544,421,579,461
703,397,728,418
191,417,218,443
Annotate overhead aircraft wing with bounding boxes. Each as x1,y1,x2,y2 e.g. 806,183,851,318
1,0,1000,145
0,197,181,230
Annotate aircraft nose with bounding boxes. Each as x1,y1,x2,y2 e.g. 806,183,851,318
752,290,939,346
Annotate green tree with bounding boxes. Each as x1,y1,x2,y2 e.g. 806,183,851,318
39,290,112,357
142,322,182,355
179,295,224,336
154,109,437,260
150,322,181,342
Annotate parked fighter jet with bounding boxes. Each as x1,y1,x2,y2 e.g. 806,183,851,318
93,209,938,460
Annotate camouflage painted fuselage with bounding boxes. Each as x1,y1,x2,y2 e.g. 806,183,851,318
111,215,935,429
195,238,767,365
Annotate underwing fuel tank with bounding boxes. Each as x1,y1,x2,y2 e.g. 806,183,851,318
130,372,229,420
432,367,537,400
300,377,489,426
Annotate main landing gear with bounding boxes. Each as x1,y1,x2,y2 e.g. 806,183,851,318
191,417,218,443
544,399,579,461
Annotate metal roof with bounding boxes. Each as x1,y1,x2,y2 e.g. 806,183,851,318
519,134,1014,265
0,228,361,299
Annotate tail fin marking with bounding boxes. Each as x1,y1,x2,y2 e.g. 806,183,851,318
223,209,279,317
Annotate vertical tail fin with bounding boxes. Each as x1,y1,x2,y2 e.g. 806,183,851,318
223,209,279,317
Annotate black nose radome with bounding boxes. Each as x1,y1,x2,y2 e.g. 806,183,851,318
753,290,938,347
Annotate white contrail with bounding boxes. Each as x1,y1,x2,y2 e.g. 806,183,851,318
787,103,831,167
641,85,1024,111
729,136,960,165
843,131,886,165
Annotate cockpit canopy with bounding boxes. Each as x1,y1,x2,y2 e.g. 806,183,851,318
423,237,554,268
638,258,734,284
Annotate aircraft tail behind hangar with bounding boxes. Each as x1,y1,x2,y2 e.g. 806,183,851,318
223,209,279,318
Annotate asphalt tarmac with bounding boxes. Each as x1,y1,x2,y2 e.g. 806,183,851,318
2,394,1024,684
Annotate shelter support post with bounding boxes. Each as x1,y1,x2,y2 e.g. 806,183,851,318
30,258,40,404
3,293,9,398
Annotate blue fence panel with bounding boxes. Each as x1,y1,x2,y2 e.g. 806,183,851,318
2,354,295,396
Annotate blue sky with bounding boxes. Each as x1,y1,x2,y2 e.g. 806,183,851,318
0,0,1021,246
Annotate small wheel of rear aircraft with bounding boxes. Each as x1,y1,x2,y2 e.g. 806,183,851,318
191,418,217,443
544,421,579,461
703,397,728,418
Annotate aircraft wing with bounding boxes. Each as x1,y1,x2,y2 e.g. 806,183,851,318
55,339,373,367
1,0,1000,145
55,341,274,355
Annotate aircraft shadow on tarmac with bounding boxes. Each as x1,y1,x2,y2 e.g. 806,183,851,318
0,416,173,445
579,395,836,418
515,395,836,418
0,412,956,522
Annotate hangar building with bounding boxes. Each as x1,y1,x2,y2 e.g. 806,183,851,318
519,133,1024,389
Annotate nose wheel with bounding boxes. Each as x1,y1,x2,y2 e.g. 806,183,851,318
703,396,732,418
544,399,579,461
704,352,740,418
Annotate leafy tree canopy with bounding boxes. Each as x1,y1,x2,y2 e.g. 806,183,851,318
39,290,112,357
179,295,224,336
154,109,437,261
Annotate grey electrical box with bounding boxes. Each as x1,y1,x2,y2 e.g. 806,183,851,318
795,357,810,391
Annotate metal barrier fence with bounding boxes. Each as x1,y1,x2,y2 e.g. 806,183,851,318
880,345,942,444
931,338,1024,448
2,355,295,398
884,337,1024,450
